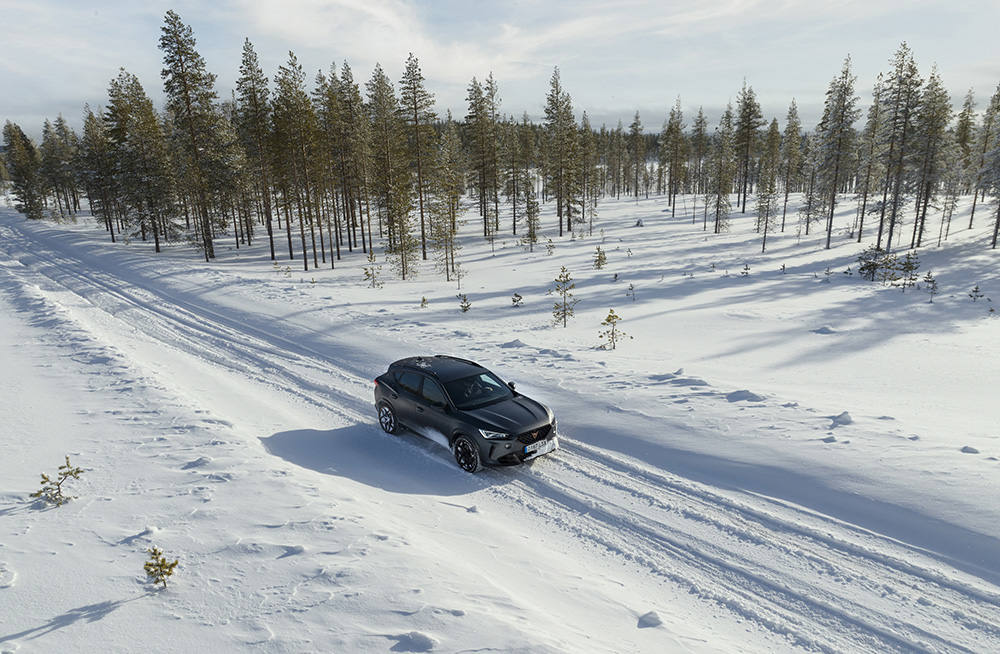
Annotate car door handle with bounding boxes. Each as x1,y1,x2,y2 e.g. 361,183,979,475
416,406,424,413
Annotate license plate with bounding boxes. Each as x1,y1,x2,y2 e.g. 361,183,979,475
524,437,557,458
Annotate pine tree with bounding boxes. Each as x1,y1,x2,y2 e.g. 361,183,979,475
428,115,464,281
543,67,578,236
77,107,119,240
628,111,645,202
599,309,631,350
798,134,825,237
579,112,600,235
970,83,1000,230
757,118,782,252
855,77,884,242
367,64,416,278
593,245,606,269
690,107,709,225
158,10,223,261
2,121,46,219
273,51,321,270
660,98,686,216
706,104,736,234
954,89,977,196
550,266,578,328
779,100,802,232
399,53,436,260
144,547,179,589
235,38,277,260
105,68,178,252
816,56,861,249
910,66,952,248
735,81,765,213
876,42,923,252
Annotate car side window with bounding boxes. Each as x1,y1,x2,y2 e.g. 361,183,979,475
395,371,422,397
421,378,448,408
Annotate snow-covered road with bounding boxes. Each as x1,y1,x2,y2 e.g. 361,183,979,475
2,207,999,653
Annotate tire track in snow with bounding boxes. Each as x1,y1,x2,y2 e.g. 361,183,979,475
3,219,999,652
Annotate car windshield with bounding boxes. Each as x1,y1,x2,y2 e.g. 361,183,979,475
445,372,512,409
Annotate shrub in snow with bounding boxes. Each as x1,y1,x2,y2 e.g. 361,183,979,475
741,264,750,277
363,250,383,288
457,294,471,312
511,292,523,307
420,296,428,309
626,283,636,302
923,271,938,302
144,546,178,589
31,455,83,506
969,284,984,302
599,309,632,350
545,238,555,256
898,251,919,291
593,245,607,269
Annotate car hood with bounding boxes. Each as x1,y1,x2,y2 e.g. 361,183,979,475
462,396,550,434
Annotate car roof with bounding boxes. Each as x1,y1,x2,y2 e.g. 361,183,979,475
390,355,486,382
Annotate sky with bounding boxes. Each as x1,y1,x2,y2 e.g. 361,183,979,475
2,0,1000,139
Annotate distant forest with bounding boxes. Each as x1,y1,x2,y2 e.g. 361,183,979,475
3,10,1000,278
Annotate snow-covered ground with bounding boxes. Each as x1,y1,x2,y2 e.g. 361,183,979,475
1,193,998,653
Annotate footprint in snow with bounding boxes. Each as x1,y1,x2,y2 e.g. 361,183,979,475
0,561,16,588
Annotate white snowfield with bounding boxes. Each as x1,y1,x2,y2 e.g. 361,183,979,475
1,195,998,653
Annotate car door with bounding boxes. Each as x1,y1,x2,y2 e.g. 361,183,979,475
392,370,424,429
415,376,454,444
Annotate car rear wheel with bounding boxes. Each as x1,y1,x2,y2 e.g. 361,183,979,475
377,402,399,434
453,435,482,473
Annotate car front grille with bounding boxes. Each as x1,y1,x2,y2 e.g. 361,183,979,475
517,423,552,444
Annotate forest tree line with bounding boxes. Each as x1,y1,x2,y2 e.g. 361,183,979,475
4,11,1000,281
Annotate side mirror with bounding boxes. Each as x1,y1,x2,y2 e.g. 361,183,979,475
507,381,516,391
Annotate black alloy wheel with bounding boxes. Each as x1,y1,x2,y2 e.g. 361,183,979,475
378,403,398,434
453,435,482,473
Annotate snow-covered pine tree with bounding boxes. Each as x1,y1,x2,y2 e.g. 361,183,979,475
543,67,578,236
78,108,119,240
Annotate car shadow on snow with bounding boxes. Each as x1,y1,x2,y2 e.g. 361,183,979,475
261,424,504,496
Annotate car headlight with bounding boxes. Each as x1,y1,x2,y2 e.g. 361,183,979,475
479,429,509,440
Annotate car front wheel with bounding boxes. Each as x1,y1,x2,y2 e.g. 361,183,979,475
453,435,482,473
377,402,399,434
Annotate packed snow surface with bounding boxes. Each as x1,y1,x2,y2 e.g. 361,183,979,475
1,193,999,653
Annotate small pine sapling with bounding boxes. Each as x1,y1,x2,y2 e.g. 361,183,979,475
626,248,633,257
420,296,428,309
969,284,984,302
626,283,636,302
545,238,555,256
598,309,632,350
780,263,786,274
741,264,750,277
511,292,523,307
363,250,383,288
923,271,938,303
144,546,179,589
31,455,83,506
898,251,919,291
824,266,832,283
549,266,579,328
458,294,471,312
593,245,607,270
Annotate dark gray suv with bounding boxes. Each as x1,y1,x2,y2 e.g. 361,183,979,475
374,355,559,472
